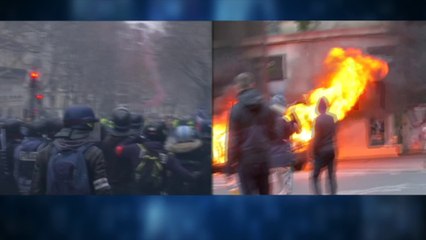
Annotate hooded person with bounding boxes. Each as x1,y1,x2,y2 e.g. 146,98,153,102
311,97,337,195
225,72,276,195
31,105,111,195
165,125,208,194
101,107,137,195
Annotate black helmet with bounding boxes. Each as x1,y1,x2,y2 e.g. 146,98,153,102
143,122,167,142
174,125,197,143
111,107,131,136
33,119,48,133
21,119,47,137
4,118,23,139
63,105,98,130
130,113,144,130
45,118,63,138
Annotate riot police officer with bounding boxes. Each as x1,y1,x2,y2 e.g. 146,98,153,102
101,107,136,194
14,119,49,195
0,119,22,194
31,105,111,195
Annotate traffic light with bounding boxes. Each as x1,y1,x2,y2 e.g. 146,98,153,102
29,71,40,89
35,94,44,101
28,70,42,120
30,71,40,79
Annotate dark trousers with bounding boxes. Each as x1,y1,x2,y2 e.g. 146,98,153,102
312,150,337,195
0,176,19,195
111,182,136,195
238,161,269,195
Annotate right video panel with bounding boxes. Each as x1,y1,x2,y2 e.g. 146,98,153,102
212,21,426,195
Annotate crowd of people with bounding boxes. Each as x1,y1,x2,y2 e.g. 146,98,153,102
225,72,337,195
0,105,211,195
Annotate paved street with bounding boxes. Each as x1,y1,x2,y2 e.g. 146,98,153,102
213,155,426,195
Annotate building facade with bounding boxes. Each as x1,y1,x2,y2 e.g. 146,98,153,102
215,21,404,159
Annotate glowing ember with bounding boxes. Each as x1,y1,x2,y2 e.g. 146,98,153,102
212,48,389,166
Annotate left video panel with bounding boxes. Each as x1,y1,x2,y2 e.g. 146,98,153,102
0,21,212,195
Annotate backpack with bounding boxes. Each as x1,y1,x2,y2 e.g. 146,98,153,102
15,138,47,194
134,144,167,192
46,144,93,195
17,138,47,166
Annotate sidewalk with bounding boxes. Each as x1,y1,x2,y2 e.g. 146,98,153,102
335,154,426,172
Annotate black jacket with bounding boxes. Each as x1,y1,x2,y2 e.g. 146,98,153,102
31,129,111,195
313,113,336,157
166,138,210,194
101,134,135,192
226,88,276,174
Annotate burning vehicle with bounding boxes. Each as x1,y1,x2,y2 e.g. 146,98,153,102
213,47,389,172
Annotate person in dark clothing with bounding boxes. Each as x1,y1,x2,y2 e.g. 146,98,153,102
194,110,212,195
14,119,49,195
31,105,111,195
127,113,145,144
269,94,300,195
311,97,337,195
101,107,136,195
134,122,197,195
0,119,22,195
165,125,208,195
226,72,276,195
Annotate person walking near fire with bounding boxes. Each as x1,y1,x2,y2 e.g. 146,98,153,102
269,94,301,195
311,97,338,195
225,72,276,195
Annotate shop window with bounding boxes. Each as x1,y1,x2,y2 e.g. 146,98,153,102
369,118,385,146
250,55,286,81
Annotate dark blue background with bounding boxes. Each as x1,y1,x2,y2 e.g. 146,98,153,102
0,196,424,239
0,0,425,20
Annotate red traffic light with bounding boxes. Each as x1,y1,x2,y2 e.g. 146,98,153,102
30,71,40,79
35,94,44,100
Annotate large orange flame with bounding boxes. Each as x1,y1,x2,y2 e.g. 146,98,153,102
284,47,388,145
212,48,389,166
213,113,230,166
213,97,236,166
